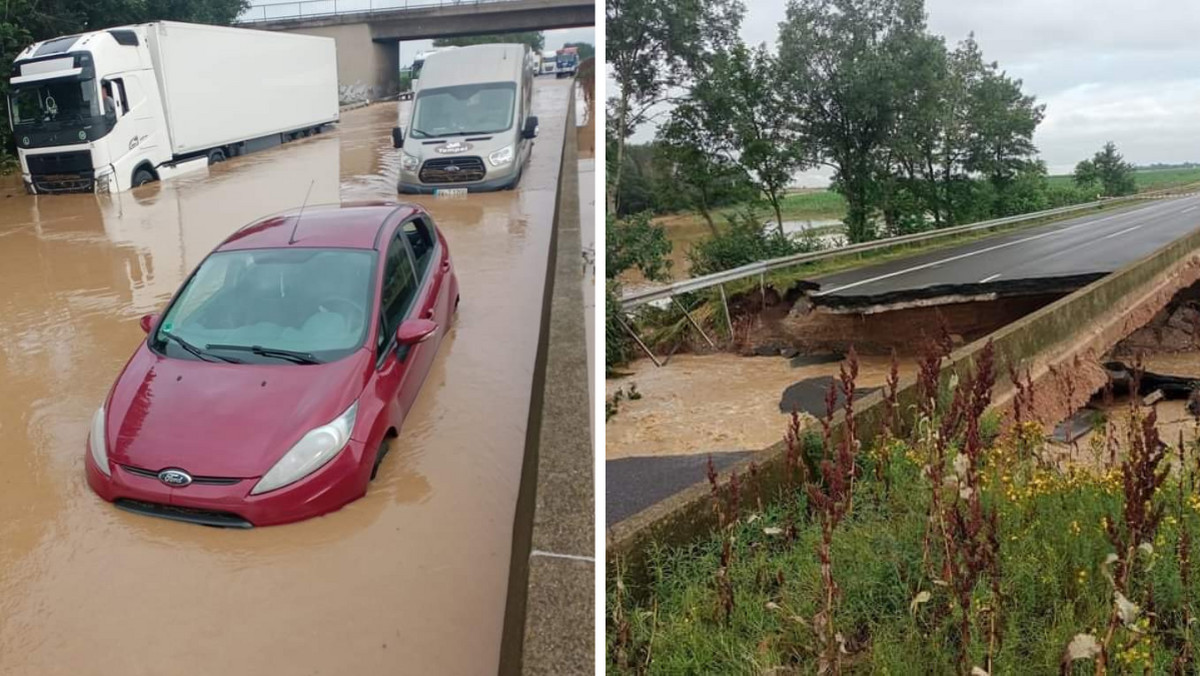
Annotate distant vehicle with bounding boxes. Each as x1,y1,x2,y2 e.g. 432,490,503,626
392,44,539,194
555,46,579,78
410,46,457,91
86,202,460,527
7,21,338,194
539,52,558,76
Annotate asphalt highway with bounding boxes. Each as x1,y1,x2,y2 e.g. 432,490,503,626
813,194,1200,306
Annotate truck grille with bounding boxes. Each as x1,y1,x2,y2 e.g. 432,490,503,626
419,156,486,184
27,151,94,193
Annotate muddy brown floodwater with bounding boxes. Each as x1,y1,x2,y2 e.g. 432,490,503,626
606,353,915,460
0,78,573,675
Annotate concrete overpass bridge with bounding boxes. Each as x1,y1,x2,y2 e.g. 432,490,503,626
239,0,594,100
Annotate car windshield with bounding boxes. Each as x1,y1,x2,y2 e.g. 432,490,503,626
9,77,100,125
154,248,376,364
410,82,516,138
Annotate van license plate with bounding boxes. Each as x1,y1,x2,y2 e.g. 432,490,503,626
434,188,467,197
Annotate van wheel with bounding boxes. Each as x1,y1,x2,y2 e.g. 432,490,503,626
132,169,155,187
207,149,226,165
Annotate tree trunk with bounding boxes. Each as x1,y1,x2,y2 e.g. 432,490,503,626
770,194,785,238
610,92,629,215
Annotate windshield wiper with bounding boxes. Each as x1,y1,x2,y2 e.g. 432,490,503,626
205,344,321,365
162,332,242,364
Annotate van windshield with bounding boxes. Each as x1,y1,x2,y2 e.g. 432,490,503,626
9,77,100,125
410,82,517,139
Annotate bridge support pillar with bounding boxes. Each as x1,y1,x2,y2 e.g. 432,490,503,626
279,23,399,103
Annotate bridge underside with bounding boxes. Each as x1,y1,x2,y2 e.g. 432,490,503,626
249,2,593,101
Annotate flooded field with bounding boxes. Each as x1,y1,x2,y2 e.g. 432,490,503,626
605,352,915,460
0,78,574,675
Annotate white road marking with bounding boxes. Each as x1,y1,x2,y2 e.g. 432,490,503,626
530,549,595,563
979,273,1001,283
1184,205,1197,214
1100,224,1143,240
815,197,1197,296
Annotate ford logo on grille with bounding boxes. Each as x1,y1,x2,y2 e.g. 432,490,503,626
444,165,461,173
158,468,193,487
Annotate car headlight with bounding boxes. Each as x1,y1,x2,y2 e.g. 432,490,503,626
488,145,514,167
401,151,420,171
251,401,357,495
89,406,110,476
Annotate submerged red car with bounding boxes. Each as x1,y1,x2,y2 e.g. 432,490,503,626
85,202,458,527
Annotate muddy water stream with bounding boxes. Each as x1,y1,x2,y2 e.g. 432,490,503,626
0,78,574,675
606,353,915,460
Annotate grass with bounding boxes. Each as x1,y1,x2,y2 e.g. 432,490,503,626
608,348,1200,674
1046,167,1200,193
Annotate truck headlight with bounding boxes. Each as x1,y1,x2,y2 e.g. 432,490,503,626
89,406,110,476
488,145,514,167
401,151,420,172
251,402,357,495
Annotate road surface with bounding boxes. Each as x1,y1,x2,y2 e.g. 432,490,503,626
813,194,1200,308
0,78,574,676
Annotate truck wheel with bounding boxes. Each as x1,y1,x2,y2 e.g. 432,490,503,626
207,149,226,165
132,169,155,187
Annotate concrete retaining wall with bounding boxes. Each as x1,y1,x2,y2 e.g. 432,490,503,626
608,217,1200,585
499,88,594,674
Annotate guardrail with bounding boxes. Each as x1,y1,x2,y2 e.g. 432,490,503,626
238,0,515,23
619,195,1152,311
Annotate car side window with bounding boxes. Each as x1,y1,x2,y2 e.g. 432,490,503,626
377,231,419,354
403,218,436,278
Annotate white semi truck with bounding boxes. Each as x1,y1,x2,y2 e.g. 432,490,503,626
7,21,339,194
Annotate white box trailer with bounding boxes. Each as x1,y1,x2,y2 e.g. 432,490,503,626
7,21,338,194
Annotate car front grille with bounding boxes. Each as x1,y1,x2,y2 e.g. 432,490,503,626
120,464,244,486
114,499,253,529
418,156,486,184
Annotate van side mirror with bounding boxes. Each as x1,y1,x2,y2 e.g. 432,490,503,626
139,313,158,334
392,126,404,148
522,116,539,140
396,318,437,345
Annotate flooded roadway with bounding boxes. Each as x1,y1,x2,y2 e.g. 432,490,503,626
0,78,574,675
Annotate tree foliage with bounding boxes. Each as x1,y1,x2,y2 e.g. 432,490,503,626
606,0,744,210
433,31,544,52
686,207,822,276
1074,141,1137,197
0,0,248,161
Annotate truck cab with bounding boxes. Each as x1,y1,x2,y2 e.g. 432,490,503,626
8,28,169,193
554,47,579,78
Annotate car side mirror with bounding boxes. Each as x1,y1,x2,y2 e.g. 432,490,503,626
392,126,404,148
522,116,539,139
139,313,158,334
396,318,437,345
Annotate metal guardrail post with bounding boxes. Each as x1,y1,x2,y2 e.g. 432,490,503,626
672,297,716,349
617,315,662,368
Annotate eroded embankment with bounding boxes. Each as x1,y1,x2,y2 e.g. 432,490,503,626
609,217,1200,586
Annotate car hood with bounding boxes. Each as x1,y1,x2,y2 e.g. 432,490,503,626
105,344,370,478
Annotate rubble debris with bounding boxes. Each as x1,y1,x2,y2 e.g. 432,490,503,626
779,375,879,415
1113,298,1200,354
1103,360,1200,399
1052,408,1097,443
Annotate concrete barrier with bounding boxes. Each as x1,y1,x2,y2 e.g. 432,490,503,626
499,87,594,674
608,216,1200,586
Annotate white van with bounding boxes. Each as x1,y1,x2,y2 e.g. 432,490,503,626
393,44,538,193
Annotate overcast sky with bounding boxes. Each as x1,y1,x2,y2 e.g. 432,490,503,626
731,0,1200,177
624,0,1200,184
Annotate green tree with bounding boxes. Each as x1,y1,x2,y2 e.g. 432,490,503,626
606,0,744,212
1074,142,1137,197
562,41,594,60
687,207,821,276
606,212,673,371
656,107,751,233
699,43,809,235
433,31,543,51
778,0,928,243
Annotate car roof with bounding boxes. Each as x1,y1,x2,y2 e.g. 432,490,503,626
217,202,420,252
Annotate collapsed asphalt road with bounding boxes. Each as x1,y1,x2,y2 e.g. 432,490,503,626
812,194,1200,310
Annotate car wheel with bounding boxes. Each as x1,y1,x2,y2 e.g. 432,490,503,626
370,438,392,481
132,168,155,187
